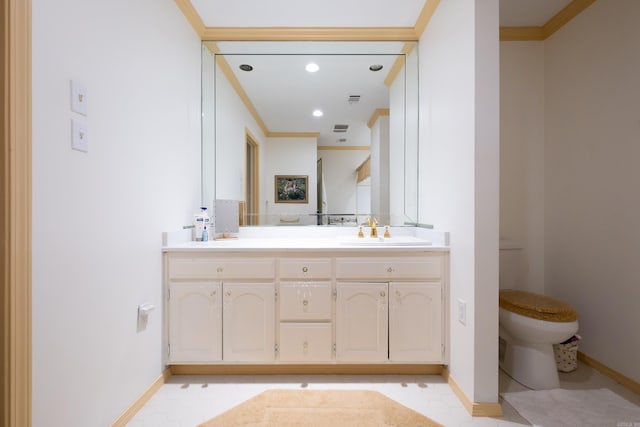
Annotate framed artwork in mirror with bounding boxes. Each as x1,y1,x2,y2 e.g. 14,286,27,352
275,175,308,203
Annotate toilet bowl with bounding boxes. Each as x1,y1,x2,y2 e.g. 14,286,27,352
499,289,579,390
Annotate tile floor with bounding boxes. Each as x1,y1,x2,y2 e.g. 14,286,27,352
127,364,640,427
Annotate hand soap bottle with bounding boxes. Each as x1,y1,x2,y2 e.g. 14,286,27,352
194,207,210,241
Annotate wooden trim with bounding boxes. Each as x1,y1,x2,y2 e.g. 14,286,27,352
201,27,418,42
215,55,270,136
244,128,260,226
317,145,370,151
442,369,503,417
356,156,371,183
414,0,441,39
1,0,32,425
203,41,219,54
578,351,640,396
367,108,390,128
110,369,172,427
174,0,206,37
542,0,597,39
499,26,545,41
170,364,443,375
384,55,406,87
267,132,320,138
500,0,598,41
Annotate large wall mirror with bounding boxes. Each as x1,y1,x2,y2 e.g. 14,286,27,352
202,41,418,226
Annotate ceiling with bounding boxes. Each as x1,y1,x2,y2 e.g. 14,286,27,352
192,0,575,28
196,0,577,146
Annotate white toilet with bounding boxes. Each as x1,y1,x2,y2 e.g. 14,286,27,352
499,244,579,390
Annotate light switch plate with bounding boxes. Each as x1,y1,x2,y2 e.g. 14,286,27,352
71,119,88,152
70,80,87,115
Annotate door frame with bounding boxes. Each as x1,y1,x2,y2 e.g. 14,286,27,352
1,0,32,425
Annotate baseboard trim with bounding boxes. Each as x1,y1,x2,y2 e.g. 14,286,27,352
578,351,640,395
170,363,443,376
111,368,172,427
442,368,503,417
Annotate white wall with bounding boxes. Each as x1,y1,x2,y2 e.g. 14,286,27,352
263,137,318,224
500,42,545,293
370,116,390,223
318,149,370,215
419,0,500,403
544,0,640,383
215,62,267,202
389,70,405,223
31,0,201,425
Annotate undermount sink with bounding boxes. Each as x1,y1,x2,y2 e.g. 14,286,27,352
338,236,432,246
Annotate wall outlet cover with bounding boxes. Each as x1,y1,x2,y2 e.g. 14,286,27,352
457,298,467,326
71,119,88,152
70,80,88,115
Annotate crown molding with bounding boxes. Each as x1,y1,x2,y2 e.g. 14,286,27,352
200,26,417,41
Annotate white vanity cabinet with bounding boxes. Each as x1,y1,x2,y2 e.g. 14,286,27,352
168,282,222,363
164,247,448,367
278,258,334,362
389,282,442,362
335,255,445,363
336,282,388,362
166,254,276,363
223,283,275,362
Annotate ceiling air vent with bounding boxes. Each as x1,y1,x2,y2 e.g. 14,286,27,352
348,95,361,103
333,124,349,133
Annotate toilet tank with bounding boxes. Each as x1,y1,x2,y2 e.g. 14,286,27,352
499,240,527,290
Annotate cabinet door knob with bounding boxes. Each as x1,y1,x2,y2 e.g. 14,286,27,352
216,267,223,273
302,266,309,273
302,299,309,306
395,290,401,297
380,290,386,297
387,267,393,273
225,291,231,297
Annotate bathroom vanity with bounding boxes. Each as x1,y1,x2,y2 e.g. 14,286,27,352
163,228,449,370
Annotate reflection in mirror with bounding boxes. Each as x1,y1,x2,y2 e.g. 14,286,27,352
201,41,418,226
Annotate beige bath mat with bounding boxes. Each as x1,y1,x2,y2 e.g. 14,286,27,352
199,389,443,427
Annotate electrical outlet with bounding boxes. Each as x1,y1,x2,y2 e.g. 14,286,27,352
457,298,467,325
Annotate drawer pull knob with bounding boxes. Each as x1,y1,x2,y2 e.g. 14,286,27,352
387,267,393,273
216,267,223,273
302,299,309,306
380,291,386,297
225,291,231,297
396,290,401,297
302,266,309,273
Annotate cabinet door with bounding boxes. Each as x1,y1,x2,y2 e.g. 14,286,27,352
168,282,222,363
336,282,388,362
223,283,275,362
389,282,442,362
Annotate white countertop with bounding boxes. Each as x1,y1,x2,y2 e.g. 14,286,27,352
162,226,449,253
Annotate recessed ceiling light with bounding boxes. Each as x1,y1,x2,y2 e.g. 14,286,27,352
306,63,319,73
239,64,253,72
312,109,323,117
369,64,384,72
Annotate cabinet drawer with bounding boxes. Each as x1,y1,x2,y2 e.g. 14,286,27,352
168,256,275,280
279,282,332,321
279,323,333,362
336,256,442,280
279,258,332,279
